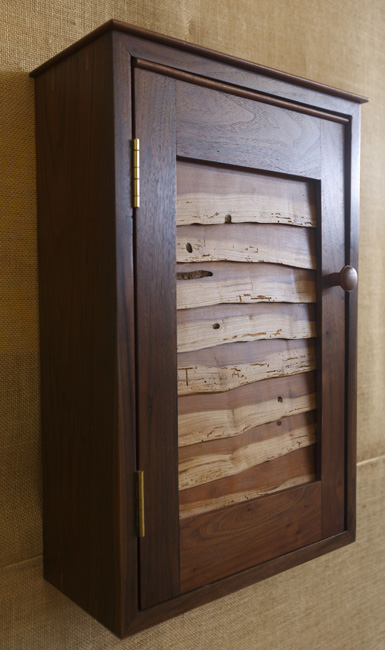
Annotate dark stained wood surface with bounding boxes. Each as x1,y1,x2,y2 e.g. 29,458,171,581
319,120,346,537
176,80,322,178
134,68,180,608
35,32,127,635
180,481,322,592
32,23,361,637
30,20,369,107
136,58,349,124
112,35,138,634
126,530,353,634
345,106,360,538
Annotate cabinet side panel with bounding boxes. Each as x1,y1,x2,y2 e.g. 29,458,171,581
35,33,122,634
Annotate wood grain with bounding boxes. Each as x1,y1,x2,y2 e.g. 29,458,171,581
31,20,369,107
179,412,316,490
177,303,316,353
178,371,316,446
177,81,322,178
179,444,315,519
319,120,346,537
177,338,316,394
176,160,316,227
35,33,129,635
177,223,316,269
177,262,316,309
180,481,322,592
32,22,360,638
135,68,180,608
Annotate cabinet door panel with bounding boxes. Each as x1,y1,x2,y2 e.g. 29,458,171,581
135,69,346,604
180,482,321,592
175,153,321,588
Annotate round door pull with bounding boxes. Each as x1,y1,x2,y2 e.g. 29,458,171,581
328,265,358,292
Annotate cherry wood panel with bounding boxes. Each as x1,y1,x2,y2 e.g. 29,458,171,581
176,159,316,227
179,411,316,490
134,68,180,608
176,81,322,178
177,262,316,309
180,481,322,592
177,303,316,353
179,444,315,519
178,371,316,446
176,223,316,268
177,338,316,394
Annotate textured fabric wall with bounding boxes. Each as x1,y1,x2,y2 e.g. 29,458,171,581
1,0,384,648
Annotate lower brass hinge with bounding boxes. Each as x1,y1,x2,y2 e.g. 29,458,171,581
132,138,140,208
135,470,145,538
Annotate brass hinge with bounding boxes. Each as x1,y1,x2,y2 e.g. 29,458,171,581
133,138,140,208
135,470,145,537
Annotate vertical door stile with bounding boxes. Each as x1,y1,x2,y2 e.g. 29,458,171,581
134,67,180,608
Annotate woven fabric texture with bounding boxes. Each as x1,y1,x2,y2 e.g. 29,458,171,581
1,0,385,647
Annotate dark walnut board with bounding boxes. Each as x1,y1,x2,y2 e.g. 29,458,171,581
31,19,366,637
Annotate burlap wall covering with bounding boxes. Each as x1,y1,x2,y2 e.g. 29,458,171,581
0,0,384,648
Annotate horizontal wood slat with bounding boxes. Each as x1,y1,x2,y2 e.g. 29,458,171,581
178,371,316,446
176,160,316,228
177,262,316,309
179,443,316,519
177,338,316,394
179,410,316,490
177,223,316,269
180,481,322,592
177,303,316,353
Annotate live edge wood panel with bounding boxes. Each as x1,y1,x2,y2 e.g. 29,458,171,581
31,21,364,638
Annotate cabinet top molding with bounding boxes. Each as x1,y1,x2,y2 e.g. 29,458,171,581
30,18,368,104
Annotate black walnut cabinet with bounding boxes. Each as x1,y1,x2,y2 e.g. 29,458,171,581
31,20,366,638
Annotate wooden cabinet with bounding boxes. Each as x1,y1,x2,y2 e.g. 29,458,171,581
31,20,366,637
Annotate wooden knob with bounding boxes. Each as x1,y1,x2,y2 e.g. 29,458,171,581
339,265,358,291
327,265,358,292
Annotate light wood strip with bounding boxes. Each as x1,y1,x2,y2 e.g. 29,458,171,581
177,338,316,395
177,262,316,310
178,371,316,446
179,411,316,460
179,445,315,519
177,303,316,353
179,415,316,490
177,160,316,227
177,223,316,269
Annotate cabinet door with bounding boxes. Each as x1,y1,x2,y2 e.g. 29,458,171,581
134,67,347,608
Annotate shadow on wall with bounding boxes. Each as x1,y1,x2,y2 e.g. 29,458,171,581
0,68,42,570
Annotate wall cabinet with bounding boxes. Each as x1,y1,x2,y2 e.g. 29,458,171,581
31,20,366,637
